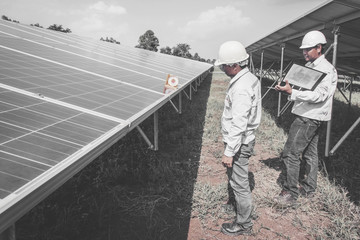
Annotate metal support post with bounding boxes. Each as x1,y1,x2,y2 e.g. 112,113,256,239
277,61,295,116
169,99,179,113
349,76,353,106
249,53,254,73
324,43,334,56
194,81,198,92
136,126,154,150
260,50,264,82
277,44,285,117
325,26,339,157
189,82,192,100
182,89,190,100
338,75,353,106
329,117,360,155
153,111,159,151
179,91,182,114
263,61,276,80
261,61,278,100
337,86,350,104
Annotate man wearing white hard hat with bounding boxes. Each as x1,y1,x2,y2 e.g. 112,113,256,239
215,41,261,236
275,30,338,205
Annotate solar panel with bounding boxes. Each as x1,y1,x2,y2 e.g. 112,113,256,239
0,19,212,233
0,86,121,189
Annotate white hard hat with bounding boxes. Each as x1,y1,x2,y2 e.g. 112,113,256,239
300,30,327,49
214,41,249,66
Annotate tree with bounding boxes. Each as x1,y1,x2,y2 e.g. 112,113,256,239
2,15,10,21
2,15,19,23
100,37,120,44
135,30,159,52
159,43,211,62
47,24,71,33
172,43,192,59
31,23,43,28
193,53,201,61
160,46,172,55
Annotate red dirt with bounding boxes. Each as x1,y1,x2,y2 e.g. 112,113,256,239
187,142,330,240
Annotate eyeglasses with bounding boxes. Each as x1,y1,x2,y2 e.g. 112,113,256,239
219,63,237,71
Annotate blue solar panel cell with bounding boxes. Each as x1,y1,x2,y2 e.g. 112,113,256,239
42,121,107,145
27,104,119,132
0,122,27,143
1,152,51,171
0,91,44,109
0,20,212,232
0,157,45,181
0,47,164,122
6,137,74,162
0,171,28,196
1,37,166,92
0,89,121,167
0,102,13,113
0,145,58,166
0,77,38,89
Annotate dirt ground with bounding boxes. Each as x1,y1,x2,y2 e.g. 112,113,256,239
187,142,330,240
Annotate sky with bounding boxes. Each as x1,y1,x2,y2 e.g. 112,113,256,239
0,0,329,60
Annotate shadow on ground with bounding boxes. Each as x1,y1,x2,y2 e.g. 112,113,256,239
16,74,213,240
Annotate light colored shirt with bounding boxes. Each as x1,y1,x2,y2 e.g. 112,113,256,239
290,55,338,121
222,68,262,157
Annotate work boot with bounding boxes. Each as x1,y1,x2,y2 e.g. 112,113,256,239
221,222,252,236
274,190,296,206
299,186,315,198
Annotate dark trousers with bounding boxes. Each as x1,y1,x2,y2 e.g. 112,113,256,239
282,116,321,198
226,140,255,228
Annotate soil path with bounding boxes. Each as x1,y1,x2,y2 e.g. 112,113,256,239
187,142,328,240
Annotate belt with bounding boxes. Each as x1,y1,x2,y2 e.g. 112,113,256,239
297,115,321,126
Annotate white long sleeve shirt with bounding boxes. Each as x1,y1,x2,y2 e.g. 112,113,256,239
221,68,262,157
290,55,338,121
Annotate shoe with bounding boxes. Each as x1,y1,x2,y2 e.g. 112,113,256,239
298,186,306,196
221,222,252,236
299,186,315,198
274,190,296,206
306,192,315,198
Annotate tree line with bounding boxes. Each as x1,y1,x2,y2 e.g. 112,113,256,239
2,15,214,63
135,30,213,63
2,15,71,33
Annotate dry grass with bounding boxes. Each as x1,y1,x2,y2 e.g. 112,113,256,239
15,70,360,240
192,69,360,239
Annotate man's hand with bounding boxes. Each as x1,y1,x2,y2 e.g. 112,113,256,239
222,155,233,168
275,80,292,95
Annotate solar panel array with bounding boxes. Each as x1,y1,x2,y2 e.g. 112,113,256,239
246,0,360,76
0,19,212,232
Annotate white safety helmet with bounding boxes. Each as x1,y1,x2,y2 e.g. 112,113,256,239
214,41,249,66
300,30,327,49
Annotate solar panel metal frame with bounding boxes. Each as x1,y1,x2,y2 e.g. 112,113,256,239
245,0,360,157
0,19,212,234
246,0,360,77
